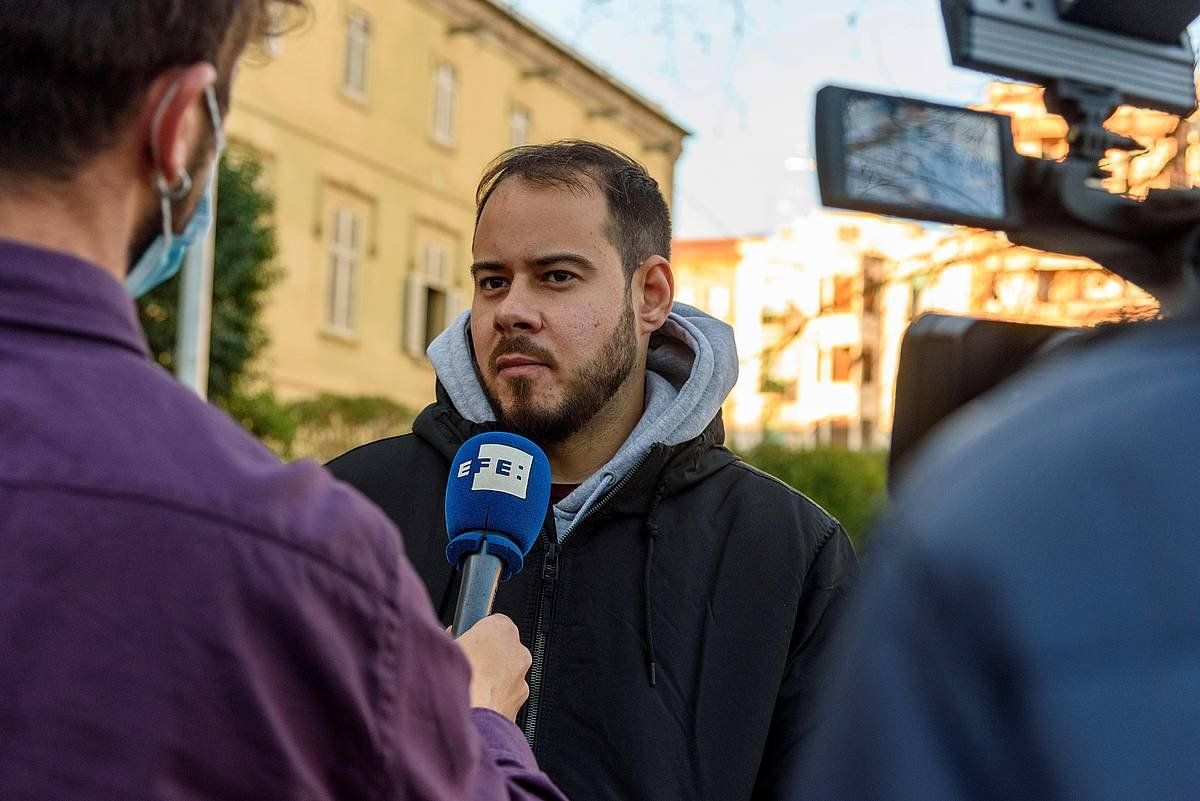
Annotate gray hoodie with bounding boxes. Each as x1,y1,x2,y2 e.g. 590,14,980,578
427,303,739,541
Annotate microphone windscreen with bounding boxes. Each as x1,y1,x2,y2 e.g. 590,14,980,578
445,432,551,577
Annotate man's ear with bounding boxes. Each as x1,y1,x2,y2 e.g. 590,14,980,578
139,63,218,188
633,256,674,336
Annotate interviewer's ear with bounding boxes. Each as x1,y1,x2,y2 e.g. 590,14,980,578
633,256,674,336
139,63,219,189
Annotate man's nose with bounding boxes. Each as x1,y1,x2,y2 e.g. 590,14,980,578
493,281,542,333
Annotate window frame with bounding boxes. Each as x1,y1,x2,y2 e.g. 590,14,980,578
341,9,372,100
405,237,463,357
509,105,532,147
325,206,364,336
432,62,458,146
831,345,854,382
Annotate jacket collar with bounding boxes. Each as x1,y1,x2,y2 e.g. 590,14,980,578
411,382,498,462
413,382,738,521
0,238,149,358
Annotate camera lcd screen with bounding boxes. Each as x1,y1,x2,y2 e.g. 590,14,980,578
842,94,1008,222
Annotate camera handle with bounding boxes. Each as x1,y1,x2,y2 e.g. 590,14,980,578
1043,79,1142,168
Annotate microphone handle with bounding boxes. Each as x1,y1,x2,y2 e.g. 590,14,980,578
451,546,503,637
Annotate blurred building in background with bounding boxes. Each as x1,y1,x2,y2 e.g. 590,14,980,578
674,81,1192,450
228,0,687,409
674,216,929,451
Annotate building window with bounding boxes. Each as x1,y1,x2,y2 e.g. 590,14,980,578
834,276,854,310
423,244,449,349
405,239,462,356
861,347,875,385
1036,270,1083,303
822,275,855,312
326,207,363,334
862,254,883,314
342,11,371,98
828,418,850,449
832,346,853,382
1037,270,1055,302
510,106,532,147
862,280,880,314
433,63,457,145
861,418,876,447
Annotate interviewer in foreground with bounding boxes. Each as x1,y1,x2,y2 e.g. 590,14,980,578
0,2,566,799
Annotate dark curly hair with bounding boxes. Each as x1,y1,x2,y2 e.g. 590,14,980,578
476,140,673,281
0,0,308,182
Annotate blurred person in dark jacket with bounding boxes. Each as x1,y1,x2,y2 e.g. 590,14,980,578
0,3,566,799
798,320,1200,800
328,141,858,801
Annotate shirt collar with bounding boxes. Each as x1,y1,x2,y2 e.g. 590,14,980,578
0,238,150,358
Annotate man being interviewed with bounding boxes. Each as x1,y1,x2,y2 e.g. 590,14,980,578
329,140,857,801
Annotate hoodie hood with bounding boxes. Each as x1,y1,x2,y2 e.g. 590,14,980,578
427,303,739,540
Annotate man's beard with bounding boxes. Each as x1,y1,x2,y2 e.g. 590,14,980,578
483,296,638,445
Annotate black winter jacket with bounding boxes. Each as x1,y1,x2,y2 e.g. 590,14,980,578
328,388,858,801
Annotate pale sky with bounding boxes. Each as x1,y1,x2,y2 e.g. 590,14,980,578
505,0,994,239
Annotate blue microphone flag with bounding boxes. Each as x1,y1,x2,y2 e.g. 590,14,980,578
445,432,551,580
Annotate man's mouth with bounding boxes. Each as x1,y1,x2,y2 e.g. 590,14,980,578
488,335,557,380
494,354,550,377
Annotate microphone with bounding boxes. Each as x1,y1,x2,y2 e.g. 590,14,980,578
445,432,551,637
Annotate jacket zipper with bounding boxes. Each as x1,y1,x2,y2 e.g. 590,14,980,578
521,448,659,749
523,536,558,749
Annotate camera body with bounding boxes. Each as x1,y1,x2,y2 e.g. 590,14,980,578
943,0,1197,117
814,0,1200,481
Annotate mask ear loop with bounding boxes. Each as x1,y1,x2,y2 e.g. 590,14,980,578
203,85,227,154
154,169,192,243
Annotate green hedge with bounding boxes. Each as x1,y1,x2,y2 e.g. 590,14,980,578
737,444,889,550
287,393,415,463
227,391,415,463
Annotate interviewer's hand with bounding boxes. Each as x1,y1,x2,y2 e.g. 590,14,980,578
453,614,531,721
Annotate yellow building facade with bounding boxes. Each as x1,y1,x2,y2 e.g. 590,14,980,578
227,0,687,409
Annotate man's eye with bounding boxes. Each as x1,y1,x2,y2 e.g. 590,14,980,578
478,276,508,291
545,270,575,284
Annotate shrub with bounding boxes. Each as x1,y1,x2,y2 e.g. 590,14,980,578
738,443,888,550
286,394,416,463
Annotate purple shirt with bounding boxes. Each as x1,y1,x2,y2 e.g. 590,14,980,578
0,239,566,801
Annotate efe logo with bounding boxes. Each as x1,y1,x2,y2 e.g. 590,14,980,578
456,443,533,499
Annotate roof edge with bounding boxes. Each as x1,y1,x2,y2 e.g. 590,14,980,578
447,0,692,138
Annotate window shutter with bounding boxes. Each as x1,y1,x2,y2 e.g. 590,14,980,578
404,272,427,356
446,287,468,327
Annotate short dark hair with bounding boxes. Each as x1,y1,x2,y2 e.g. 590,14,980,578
475,140,672,280
0,0,307,182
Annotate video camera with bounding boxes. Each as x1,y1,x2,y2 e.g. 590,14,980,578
814,0,1200,484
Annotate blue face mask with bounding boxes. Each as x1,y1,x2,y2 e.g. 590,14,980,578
126,84,226,298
